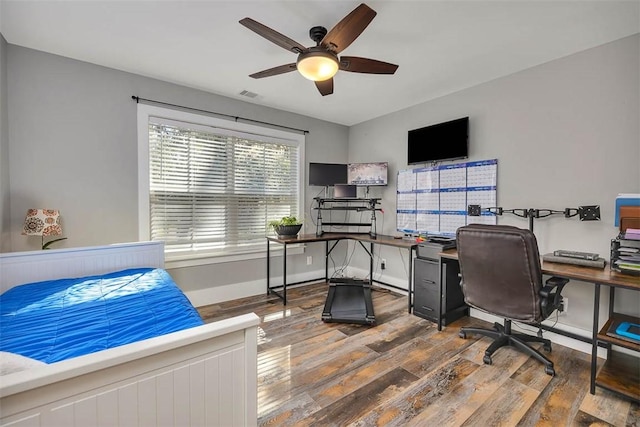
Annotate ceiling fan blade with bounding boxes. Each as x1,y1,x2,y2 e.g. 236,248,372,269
315,79,334,96
321,3,376,54
249,63,297,79
239,17,307,54
339,56,398,74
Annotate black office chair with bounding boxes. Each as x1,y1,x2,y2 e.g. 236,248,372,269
456,224,568,376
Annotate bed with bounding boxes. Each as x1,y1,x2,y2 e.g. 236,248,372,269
0,241,259,427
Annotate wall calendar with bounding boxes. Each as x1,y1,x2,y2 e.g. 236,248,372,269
396,159,498,236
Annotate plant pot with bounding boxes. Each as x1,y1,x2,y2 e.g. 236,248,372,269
275,224,302,237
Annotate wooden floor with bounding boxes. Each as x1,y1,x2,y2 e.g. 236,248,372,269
197,283,640,426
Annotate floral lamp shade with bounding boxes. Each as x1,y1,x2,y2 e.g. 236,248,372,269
22,209,67,249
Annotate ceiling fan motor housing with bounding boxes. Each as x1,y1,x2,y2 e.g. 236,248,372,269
309,26,328,45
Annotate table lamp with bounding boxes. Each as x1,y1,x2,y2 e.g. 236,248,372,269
22,209,68,249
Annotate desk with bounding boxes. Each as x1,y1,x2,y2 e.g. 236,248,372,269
441,248,640,402
266,233,417,311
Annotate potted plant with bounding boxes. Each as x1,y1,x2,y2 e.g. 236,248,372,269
268,216,303,237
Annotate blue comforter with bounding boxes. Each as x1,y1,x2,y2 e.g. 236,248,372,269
0,268,204,363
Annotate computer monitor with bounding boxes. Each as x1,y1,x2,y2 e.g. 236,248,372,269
309,162,348,187
347,162,388,186
334,184,357,199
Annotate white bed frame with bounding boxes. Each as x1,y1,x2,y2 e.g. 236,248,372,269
0,241,259,427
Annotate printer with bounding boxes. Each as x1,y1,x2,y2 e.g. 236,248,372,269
417,236,456,261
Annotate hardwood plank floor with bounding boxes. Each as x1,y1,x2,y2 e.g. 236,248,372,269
197,283,640,426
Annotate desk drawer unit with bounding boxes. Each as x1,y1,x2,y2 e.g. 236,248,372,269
414,258,467,326
414,259,441,322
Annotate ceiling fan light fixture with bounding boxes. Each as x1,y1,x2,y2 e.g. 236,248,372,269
241,4,394,95
296,49,339,82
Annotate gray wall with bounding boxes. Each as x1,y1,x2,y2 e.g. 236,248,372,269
0,34,8,252
348,34,640,332
6,45,349,295
4,35,639,333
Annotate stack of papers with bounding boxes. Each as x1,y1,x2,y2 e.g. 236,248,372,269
624,228,640,240
612,236,640,274
613,261,640,272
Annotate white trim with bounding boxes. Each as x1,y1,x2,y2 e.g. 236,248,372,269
348,266,410,292
345,266,606,358
468,309,606,358
137,106,151,241
136,103,306,254
0,242,258,426
1,316,259,426
184,268,327,307
0,241,164,293
166,244,305,269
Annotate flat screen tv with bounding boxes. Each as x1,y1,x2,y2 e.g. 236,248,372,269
308,162,348,186
347,162,388,186
407,117,469,164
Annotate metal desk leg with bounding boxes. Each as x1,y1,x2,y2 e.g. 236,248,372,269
609,286,615,315
283,243,287,305
437,258,444,331
267,239,271,296
590,283,600,394
325,241,329,282
408,249,413,313
370,242,374,282
607,287,615,354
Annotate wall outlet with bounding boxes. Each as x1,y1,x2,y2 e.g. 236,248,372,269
381,258,386,270
560,297,568,315
306,256,312,265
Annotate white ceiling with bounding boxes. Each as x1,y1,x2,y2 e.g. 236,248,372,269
1,1,638,126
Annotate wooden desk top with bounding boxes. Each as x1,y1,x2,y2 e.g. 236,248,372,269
440,249,640,291
267,233,418,250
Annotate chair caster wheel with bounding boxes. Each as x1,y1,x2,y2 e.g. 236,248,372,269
483,354,492,365
543,342,552,352
545,366,555,376
459,331,467,339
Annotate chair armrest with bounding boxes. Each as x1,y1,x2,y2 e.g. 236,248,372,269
540,276,570,318
540,277,569,298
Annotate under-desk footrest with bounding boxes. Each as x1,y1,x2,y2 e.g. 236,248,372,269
329,277,370,285
322,279,375,325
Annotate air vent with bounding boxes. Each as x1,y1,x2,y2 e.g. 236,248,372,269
239,90,259,99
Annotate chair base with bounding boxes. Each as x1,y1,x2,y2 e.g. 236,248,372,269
459,319,555,376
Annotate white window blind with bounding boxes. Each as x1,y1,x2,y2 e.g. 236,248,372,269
147,116,301,257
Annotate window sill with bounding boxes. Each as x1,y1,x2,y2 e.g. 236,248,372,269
165,244,305,269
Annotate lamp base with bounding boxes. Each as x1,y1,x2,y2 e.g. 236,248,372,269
42,237,68,250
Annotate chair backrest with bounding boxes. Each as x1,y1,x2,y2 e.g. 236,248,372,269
456,224,543,322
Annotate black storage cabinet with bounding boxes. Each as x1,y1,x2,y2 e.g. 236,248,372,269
414,256,467,328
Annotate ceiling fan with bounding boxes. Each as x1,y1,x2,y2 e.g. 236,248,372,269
239,3,398,96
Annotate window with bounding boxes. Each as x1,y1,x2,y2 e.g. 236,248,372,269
138,104,304,262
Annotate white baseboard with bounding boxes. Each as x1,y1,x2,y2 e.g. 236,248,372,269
346,268,605,358
186,268,611,360
185,268,326,307
348,267,410,293
469,309,606,358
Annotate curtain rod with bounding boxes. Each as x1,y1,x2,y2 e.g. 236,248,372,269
131,95,309,135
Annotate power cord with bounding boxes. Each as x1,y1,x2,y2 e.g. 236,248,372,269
511,310,560,338
330,237,358,279
308,188,325,228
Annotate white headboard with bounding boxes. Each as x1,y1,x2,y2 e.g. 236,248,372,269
0,241,164,293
